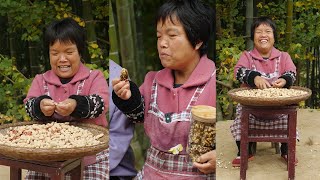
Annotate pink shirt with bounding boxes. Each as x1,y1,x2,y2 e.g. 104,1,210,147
140,55,216,153
25,63,108,165
234,47,296,86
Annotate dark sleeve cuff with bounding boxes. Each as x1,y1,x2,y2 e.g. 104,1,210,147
112,81,142,113
112,81,144,122
25,95,52,121
247,71,261,87
280,75,293,88
236,67,261,87
69,94,105,119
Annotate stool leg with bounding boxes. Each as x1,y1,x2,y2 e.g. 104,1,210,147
240,111,250,180
10,167,21,180
275,142,280,154
70,163,83,180
288,111,297,180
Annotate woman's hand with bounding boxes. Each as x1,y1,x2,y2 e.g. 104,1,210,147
40,99,56,116
55,98,77,116
272,78,286,88
112,78,131,100
193,150,216,174
254,76,271,89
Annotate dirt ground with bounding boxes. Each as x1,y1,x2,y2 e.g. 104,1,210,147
0,166,26,179
216,108,320,180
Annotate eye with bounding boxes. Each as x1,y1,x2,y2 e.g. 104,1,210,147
67,51,74,55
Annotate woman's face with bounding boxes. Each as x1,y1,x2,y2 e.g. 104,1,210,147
156,16,201,71
254,23,275,55
49,40,81,78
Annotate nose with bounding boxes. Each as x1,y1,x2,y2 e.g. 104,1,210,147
59,54,67,61
158,37,168,48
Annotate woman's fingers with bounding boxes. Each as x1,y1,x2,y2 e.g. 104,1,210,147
113,80,131,100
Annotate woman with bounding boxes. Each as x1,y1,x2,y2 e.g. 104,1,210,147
109,60,137,180
24,18,109,179
112,0,215,179
230,16,297,167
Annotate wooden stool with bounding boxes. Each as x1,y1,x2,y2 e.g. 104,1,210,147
0,155,83,180
240,105,298,180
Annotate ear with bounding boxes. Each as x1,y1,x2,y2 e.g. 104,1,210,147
195,41,203,50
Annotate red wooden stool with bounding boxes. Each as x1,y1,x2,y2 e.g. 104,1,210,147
0,155,83,180
240,105,298,180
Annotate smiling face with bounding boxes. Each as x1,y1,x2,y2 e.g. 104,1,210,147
156,16,201,71
254,23,275,57
49,40,81,78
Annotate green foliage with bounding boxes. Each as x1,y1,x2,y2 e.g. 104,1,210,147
0,55,32,122
91,0,109,19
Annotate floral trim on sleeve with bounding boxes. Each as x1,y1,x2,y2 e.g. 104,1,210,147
25,98,37,120
24,95,52,121
236,67,261,87
70,94,105,119
280,71,296,88
125,96,145,123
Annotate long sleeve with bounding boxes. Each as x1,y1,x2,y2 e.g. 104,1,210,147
112,81,144,122
234,52,261,87
69,94,105,119
279,52,297,88
25,95,52,121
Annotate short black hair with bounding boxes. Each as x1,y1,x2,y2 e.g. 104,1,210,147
156,0,214,56
44,18,86,56
251,16,277,42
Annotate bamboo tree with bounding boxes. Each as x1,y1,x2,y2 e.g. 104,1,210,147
7,16,17,64
245,0,253,50
114,0,140,83
285,0,293,50
82,0,97,64
285,0,296,84
0,16,8,56
28,41,40,76
108,0,120,63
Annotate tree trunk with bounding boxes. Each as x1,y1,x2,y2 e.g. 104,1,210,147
28,41,40,76
0,16,8,56
82,0,97,64
285,0,293,50
7,16,17,64
114,0,140,84
245,0,253,50
133,0,146,85
109,0,120,63
215,5,222,39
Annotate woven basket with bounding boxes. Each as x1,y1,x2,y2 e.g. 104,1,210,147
0,121,108,162
228,86,312,106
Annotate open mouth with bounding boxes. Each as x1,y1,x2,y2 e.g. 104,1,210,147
58,65,71,72
260,39,268,44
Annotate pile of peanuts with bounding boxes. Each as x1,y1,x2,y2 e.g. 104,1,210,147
235,88,308,98
0,122,104,148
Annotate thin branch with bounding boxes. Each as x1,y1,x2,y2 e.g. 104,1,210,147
217,80,232,89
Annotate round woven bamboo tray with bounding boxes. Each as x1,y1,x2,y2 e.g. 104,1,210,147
228,86,312,106
0,121,108,162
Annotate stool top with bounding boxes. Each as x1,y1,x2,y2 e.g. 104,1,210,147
191,105,216,123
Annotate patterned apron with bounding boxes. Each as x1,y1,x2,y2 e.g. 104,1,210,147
137,71,216,180
230,53,289,141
